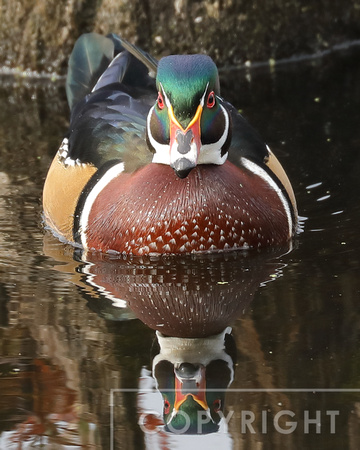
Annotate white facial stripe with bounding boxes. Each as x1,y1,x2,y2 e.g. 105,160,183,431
159,82,171,108
200,82,209,107
241,157,293,237
79,162,125,249
160,82,209,109
198,103,229,165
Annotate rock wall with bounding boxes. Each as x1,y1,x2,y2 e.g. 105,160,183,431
1,0,360,74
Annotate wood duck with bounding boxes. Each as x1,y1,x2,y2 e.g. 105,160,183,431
43,33,298,255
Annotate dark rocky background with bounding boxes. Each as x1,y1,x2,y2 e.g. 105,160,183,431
1,0,360,75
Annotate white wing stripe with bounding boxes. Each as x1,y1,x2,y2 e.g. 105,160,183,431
79,162,125,249
241,157,293,237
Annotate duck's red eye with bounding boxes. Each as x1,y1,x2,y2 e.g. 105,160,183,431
164,399,170,414
157,92,165,110
213,399,221,412
207,91,216,108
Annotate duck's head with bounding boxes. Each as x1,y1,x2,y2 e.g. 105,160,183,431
147,55,232,178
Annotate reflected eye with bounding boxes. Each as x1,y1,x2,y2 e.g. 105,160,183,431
213,399,221,412
207,91,216,108
164,399,170,414
157,92,165,110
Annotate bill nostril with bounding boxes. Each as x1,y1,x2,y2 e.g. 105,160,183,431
176,129,193,154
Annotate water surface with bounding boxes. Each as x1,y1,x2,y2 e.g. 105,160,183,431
0,50,360,449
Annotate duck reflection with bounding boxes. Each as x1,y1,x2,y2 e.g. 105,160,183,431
44,236,291,438
151,327,235,434
74,249,288,337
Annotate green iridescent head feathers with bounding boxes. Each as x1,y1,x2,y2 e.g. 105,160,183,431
156,55,220,127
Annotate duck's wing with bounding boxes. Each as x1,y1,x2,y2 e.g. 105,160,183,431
65,33,158,170
107,33,158,74
67,87,155,169
66,32,158,110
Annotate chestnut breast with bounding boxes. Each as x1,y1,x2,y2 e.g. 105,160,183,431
80,160,292,255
